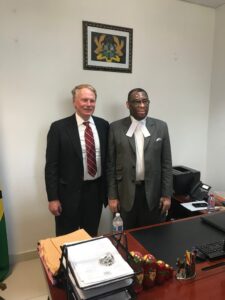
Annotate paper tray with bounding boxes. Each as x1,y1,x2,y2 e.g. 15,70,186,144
59,235,138,300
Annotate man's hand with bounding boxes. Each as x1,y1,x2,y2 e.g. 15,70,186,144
108,199,120,213
159,197,171,215
48,200,62,216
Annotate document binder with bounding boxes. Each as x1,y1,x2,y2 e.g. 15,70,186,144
58,234,138,300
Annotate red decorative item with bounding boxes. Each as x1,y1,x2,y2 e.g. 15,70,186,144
155,260,167,284
164,263,174,280
143,253,157,288
129,251,144,294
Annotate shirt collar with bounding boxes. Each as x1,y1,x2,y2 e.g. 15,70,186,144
75,113,94,126
126,116,150,137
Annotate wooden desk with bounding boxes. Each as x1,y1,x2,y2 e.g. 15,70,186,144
41,216,225,300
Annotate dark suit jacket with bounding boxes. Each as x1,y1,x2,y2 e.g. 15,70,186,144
45,114,109,211
107,116,173,212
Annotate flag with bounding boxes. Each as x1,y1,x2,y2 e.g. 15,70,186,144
0,190,9,282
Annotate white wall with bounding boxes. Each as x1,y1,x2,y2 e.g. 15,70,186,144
0,0,215,256
207,5,225,191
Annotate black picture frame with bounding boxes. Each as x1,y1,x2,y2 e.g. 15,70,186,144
83,21,133,73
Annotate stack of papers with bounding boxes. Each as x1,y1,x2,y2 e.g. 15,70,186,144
63,237,134,299
68,273,132,300
67,237,134,288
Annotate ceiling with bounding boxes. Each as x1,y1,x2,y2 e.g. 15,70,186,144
179,0,225,8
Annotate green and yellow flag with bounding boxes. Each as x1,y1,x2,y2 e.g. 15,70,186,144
0,190,9,282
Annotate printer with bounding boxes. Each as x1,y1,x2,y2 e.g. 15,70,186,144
172,165,200,196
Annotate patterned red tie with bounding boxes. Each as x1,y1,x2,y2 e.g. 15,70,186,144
83,121,97,177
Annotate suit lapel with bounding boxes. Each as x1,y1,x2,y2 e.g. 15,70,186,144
65,115,83,162
122,117,136,153
144,117,155,150
93,117,105,162
128,135,136,153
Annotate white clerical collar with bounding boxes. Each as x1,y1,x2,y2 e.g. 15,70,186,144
75,113,94,126
126,116,150,137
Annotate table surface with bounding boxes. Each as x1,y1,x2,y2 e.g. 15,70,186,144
41,215,225,300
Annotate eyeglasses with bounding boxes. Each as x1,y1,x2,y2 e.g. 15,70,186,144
129,99,150,107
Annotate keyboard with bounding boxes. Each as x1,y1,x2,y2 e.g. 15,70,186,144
196,240,225,260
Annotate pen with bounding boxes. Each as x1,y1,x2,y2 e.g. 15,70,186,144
201,261,225,271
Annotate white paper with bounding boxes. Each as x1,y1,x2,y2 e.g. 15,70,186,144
68,268,132,300
181,201,208,211
67,237,134,288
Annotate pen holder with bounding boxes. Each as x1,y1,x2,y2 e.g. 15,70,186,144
176,250,196,280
